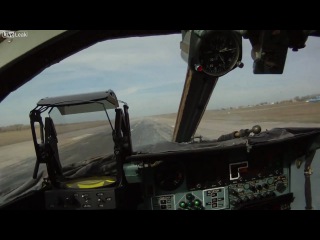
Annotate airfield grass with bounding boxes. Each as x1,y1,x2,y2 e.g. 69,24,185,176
160,101,320,123
1,101,320,147
0,121,106,147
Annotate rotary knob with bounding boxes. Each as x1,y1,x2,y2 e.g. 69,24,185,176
249,185,257,193
186,193,195,201
275,181,286,193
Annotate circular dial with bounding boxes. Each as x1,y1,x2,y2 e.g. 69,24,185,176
199,31,240,77
154,161,184,191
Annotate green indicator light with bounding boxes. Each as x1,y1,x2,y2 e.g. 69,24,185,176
194,199,201,206
179,201,186,208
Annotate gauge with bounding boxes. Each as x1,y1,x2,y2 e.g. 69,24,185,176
199,31,241,77
154,161,184,191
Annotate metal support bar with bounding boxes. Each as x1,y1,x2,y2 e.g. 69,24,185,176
173,68,218,142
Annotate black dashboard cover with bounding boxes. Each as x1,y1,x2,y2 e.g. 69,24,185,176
248,127,320,147
127,127,320,162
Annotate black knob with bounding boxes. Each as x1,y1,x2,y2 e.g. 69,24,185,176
187,201,194,208
256,185,262,191
186,193,194,201
263,183,269,189
249,185,257,193
275,181,286,193
252,125,262,134
237,61,244,68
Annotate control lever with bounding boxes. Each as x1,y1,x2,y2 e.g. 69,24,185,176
217,125,261,142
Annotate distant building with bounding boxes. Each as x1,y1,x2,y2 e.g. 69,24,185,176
306,96,320,103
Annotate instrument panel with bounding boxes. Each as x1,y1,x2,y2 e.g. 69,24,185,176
45,188,117,210
44,132,307,210
138,146,294,210
143,172,291,210
150,187,227,210
45,176,119,210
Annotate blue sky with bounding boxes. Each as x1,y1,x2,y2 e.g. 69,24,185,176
1,33,320,127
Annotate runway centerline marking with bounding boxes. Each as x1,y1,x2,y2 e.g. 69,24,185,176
72,134,93,141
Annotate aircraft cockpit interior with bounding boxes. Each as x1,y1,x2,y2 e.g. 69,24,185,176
1,30,320,210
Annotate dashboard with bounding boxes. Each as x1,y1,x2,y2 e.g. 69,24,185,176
127,142,298,210
42,127,317,210
7,128,316,211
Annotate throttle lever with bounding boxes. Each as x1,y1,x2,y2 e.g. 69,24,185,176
217,125,261,142
234,125,261,138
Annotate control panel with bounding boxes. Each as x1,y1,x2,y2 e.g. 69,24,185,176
45,188,117,210
138,146,294,210
144,172,291,210
144,169,292,210
228,171,290,209
149,187,228,210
